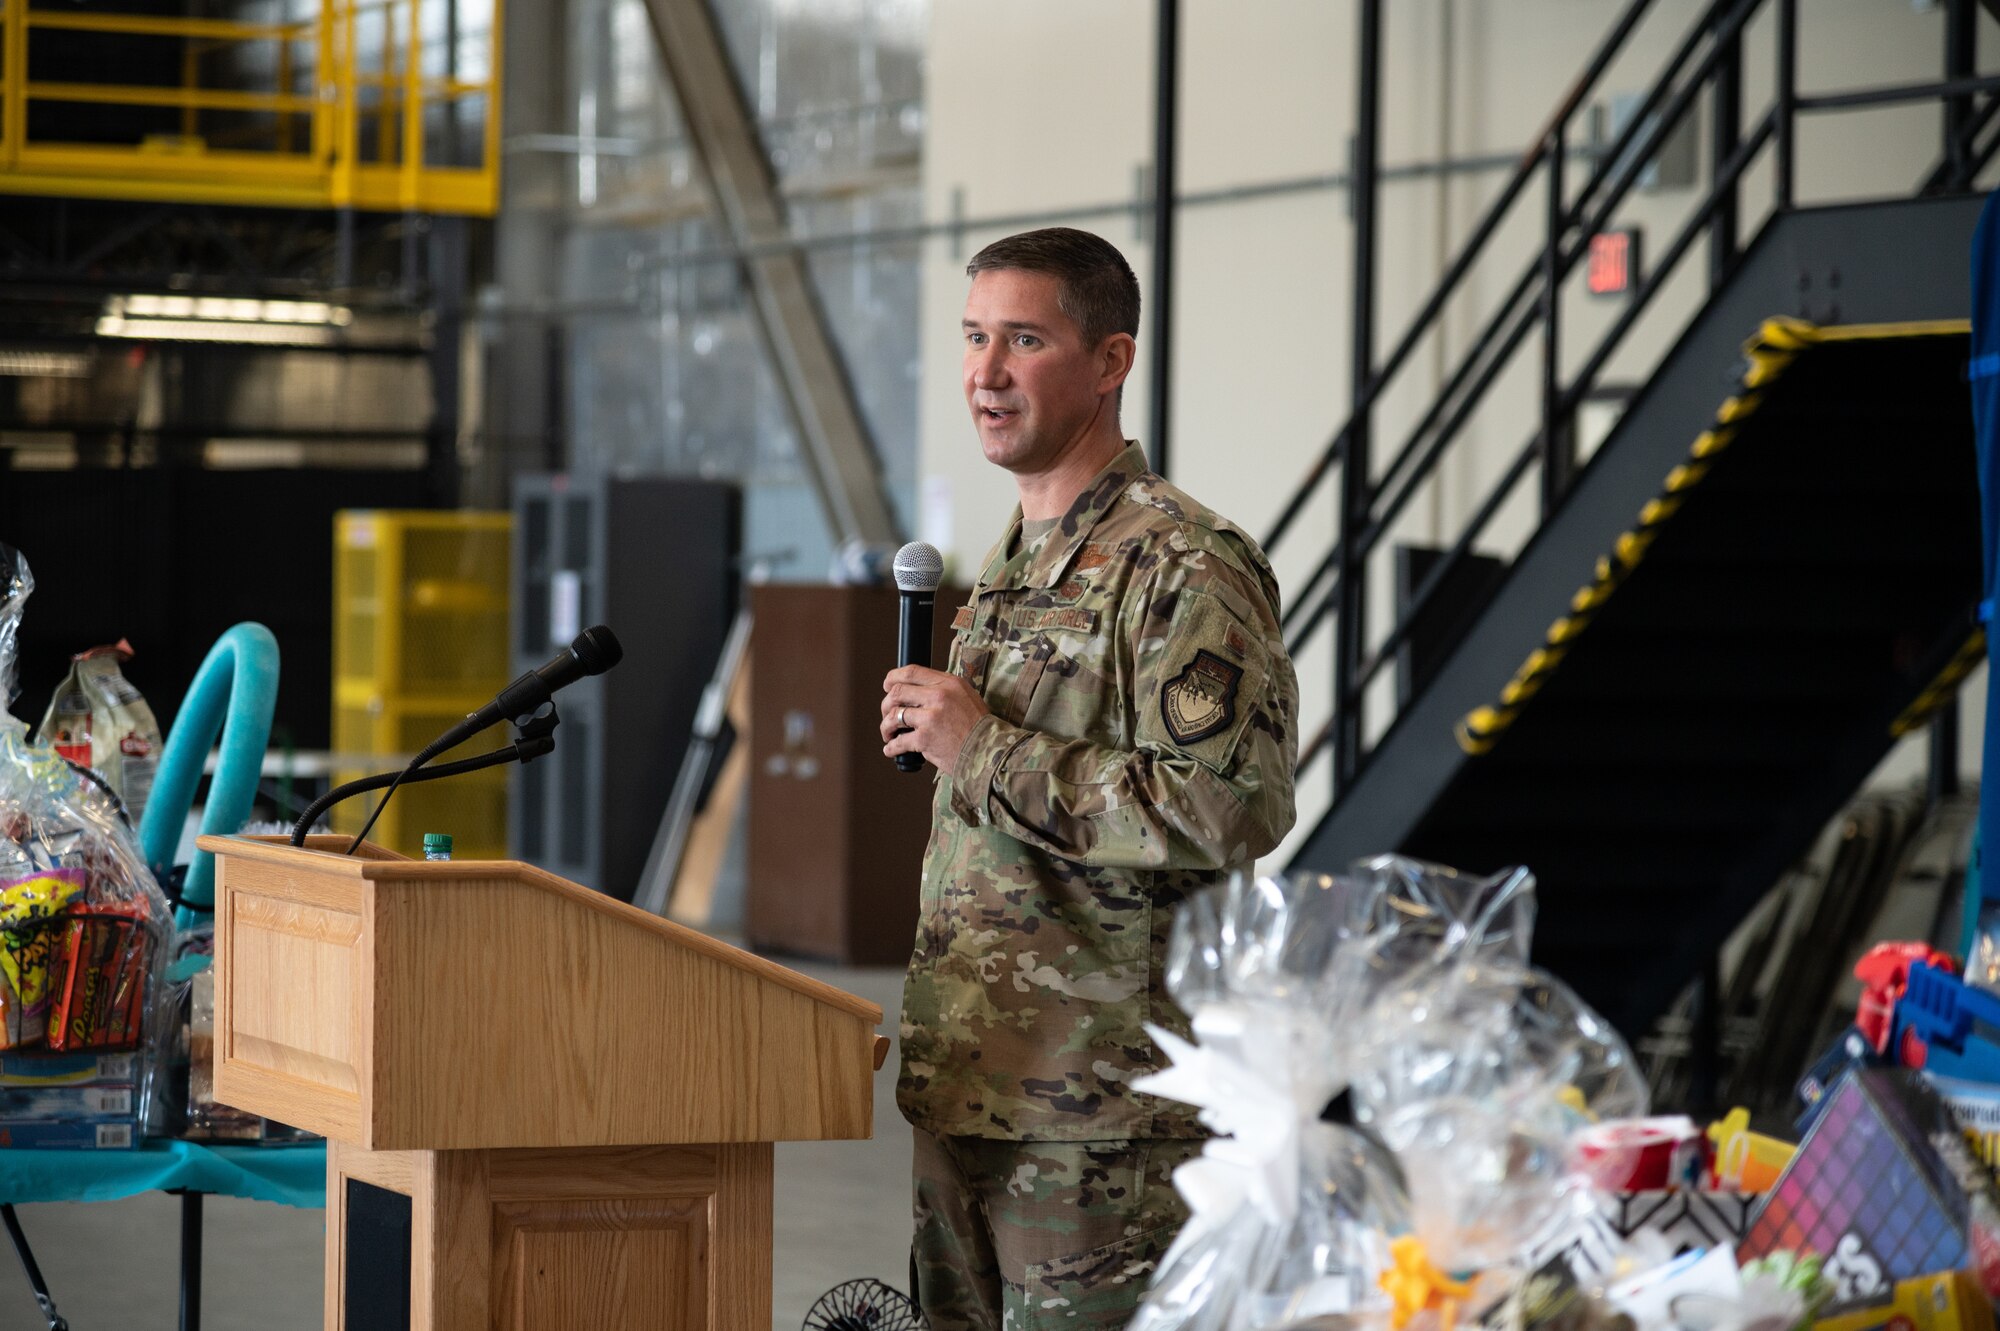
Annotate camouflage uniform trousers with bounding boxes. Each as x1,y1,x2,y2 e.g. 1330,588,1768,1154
910,1128,1199,1330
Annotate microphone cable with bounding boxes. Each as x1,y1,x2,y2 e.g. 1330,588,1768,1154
338,727,462,855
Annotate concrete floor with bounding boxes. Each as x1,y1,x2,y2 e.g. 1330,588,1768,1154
0,962,913,1331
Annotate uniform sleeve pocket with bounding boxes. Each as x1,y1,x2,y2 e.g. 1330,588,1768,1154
1136,591,1268,774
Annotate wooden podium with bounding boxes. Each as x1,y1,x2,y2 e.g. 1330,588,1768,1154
197,835,884,1331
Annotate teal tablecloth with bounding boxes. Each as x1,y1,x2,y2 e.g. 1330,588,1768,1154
0,1139,325,1208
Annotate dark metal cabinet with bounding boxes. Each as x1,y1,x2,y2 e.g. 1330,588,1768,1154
510,475,739,901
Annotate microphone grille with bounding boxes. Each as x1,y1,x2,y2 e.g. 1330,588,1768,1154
572,625,624,673
892,541,944,592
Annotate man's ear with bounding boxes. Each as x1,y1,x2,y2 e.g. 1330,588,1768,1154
1098,332,1137,396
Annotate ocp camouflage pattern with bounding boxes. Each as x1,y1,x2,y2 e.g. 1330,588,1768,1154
899,441,1300,1141
911,1130,1200,1328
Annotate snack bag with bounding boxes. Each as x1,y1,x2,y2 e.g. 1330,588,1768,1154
0,868,84,1046
40,642,162,824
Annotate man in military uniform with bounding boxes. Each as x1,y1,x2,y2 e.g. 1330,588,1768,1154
880,227,1299,1329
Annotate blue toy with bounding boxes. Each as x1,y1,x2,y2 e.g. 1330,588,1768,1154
1892,960,2000,1084
136,624,279,928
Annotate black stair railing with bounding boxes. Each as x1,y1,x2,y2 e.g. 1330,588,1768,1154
1269,0,2000,806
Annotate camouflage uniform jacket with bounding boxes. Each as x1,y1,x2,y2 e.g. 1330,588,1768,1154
898,442,1300,1142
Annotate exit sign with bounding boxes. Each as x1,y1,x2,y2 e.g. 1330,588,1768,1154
1587,228,1642,297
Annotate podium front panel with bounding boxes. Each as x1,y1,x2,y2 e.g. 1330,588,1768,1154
327,1140,771,1331
216,858,369,1142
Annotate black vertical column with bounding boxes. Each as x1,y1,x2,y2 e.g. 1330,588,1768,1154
1775,0,1796,209
428,215,468,507
1931,701,1962,807
1946,0,1977,185
1337,0,1381,785
1540,128,1568,515
1709,6,1742,289
1147,0,1179,478
178,1192,203,1331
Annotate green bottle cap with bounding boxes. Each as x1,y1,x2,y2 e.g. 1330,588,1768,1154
424,833,453,855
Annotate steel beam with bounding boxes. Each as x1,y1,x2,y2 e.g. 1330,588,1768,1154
637,0,901,548
1147,0,1178,478
1336,0,1382,787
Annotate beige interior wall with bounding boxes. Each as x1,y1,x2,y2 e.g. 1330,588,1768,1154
917,0,1981,851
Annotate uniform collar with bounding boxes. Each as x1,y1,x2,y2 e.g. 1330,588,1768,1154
978,441,1150,592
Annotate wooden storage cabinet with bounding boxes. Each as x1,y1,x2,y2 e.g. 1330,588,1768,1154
747,584,959,965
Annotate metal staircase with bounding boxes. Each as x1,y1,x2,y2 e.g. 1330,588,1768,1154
1276,0,2000,1036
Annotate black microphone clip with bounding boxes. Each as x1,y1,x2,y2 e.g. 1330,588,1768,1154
511,701,561,763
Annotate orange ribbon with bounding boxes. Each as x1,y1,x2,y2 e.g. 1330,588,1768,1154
1379,1235,1473,1331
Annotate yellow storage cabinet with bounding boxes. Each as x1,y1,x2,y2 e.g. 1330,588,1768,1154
332,510,512,859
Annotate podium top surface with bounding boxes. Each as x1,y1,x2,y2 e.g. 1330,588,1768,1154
199,835,880,1024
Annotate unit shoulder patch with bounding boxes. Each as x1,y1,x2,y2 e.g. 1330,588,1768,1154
1160,649,1243,745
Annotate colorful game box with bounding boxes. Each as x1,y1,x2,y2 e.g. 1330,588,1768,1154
1813,1270,1995,1331
1741,1069,2000,1305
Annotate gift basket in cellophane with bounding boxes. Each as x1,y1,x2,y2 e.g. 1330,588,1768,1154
0,544,171,1076
1126,855,1853,1331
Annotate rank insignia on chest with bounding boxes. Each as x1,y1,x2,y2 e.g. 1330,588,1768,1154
1162,649,1243,744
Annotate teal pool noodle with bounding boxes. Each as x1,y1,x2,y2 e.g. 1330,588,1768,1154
138,623,279,926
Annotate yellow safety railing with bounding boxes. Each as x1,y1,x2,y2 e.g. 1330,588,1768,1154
0,0,500,215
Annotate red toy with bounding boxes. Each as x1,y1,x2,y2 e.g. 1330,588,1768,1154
1855,941,1958,1057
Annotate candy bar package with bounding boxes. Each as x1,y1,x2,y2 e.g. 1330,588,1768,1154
0,867,83,1046
0,544,170,1086
1130,856,1648,1331
46,902,153,1051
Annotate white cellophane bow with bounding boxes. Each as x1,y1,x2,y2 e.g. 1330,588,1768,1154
1134,999,1344,1266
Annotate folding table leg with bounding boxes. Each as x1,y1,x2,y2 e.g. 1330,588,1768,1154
176,1190,204,1331
0,1203,70,1331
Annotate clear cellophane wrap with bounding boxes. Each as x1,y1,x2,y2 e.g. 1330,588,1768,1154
0,544,171,1059
1130,855,1650,1331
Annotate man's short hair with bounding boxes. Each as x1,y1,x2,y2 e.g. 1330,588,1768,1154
965,228,1141,351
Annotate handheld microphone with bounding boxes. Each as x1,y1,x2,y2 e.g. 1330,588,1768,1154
892,542,943,774
428,625,623,764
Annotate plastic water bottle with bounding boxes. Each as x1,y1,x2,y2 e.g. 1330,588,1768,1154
424,833,453,862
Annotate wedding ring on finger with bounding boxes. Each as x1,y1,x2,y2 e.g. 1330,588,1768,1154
897,706,908,729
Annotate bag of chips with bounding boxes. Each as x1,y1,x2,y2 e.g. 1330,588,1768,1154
40,641,163,825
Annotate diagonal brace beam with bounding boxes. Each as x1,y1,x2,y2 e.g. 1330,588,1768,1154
637,0,902,548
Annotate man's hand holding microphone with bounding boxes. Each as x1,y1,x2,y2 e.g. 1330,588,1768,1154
880,541,989,778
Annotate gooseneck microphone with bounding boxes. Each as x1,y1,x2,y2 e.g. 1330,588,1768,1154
892,542,944,774
330,625,624,852
432,624,623,761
